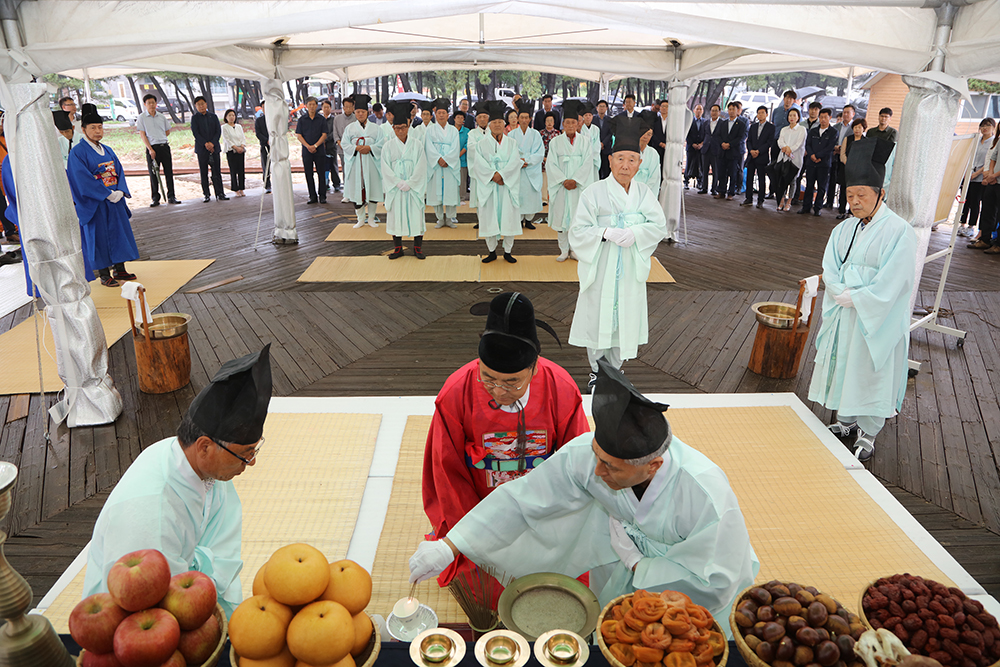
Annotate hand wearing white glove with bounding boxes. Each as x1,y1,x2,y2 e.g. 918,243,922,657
408,540,456,584
833,289,854,308
106,190,124,203
609,517,642,571
603,228,624,244
615,228,636,248
398,181,411,192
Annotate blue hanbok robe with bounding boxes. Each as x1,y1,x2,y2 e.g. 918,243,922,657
510,126,544,216
808,203,917,419
448,433,759,636
67,138,139,272
1,156,36,297
84,438,244,617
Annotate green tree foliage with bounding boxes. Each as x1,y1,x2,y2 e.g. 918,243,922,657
969,79,1000,94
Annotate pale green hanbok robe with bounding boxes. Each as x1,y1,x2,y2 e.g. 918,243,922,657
546,132,598,233
84,438,243,616
510,126,545,216
410,122,428,146
579,124,601,182
424,122,461,207
472,133,522,239
636,146,662,198
342,120,384,203
381,133,429,237
448,433,759,636
466,127,489,209
808,204,917,418
568,178,667,359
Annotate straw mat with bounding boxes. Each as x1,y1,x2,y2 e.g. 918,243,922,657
372,406,952,625
0,259,214,395
298,256,674,284
325,224,558,242
40,412,380,633
374,203,480,215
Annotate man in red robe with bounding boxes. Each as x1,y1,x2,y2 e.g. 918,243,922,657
422,292,589,586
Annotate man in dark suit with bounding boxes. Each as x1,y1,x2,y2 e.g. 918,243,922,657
742,106,775,208
533,94,561,132
715,102,748,200
698,104,723,195
798,108,837,216
684,104,704,190
651,99,669,163
254,101,270,194
190,96,228,202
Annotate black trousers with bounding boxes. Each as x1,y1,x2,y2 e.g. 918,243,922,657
745,161,768,204
979,183,999,246
146,143,175,202
259,143,271,190
599,151,611,180
684,147,701,186
324,147,341,188
716,154,740,196
302,147,327,200
835,161,849,214
699,153,715,192
961,181,985,226
226,151,245,192
800,160,831,213
0,208,15,237
197,150,225,197
824,160,841,208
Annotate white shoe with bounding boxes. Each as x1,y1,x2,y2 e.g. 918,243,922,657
368,219,378,228
447,218,459,229
828,421,858,439
434,220,446,228
341,196,349,204
353,220,365,229
556,251,569,262
853,432,875,462
568,250,579,261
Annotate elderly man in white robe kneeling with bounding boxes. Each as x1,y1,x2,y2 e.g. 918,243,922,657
381,100,429,260
409,359,759,632
473,101,523,264
568,115,667,391
809,137,916,463
546,100,598,262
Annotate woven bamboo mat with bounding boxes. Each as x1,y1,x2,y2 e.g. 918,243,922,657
298,256,674,284
0,259,214,395
326,224,558,242
371,406,952,625
40,412,381,633
374,203,480,215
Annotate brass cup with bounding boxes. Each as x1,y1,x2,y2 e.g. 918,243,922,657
419,633,455,664
544,634,580,664
484,635,519,664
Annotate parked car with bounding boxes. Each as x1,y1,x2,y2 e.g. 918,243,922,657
111,98,140,122
731,91,781,115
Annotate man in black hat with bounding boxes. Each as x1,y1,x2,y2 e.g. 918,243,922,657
568,115,667,391
53,109,77,165
342,94,385,228
808,138,916,463
472,101,523,262
84,346,272,617
421,292,588,587
426,97,461,229
411,359,758,623
511,98,545,229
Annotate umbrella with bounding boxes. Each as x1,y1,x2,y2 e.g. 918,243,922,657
389,92,428,102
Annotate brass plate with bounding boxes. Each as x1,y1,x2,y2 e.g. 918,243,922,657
534,629,590,667
497,573,600,641
474,629,531,667
410,627,466,667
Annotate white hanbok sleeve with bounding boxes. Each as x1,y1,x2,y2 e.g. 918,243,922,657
191,483,244,617
545,138,569,197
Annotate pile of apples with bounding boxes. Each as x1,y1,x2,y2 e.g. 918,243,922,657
69,549,222,667
230,543,374,667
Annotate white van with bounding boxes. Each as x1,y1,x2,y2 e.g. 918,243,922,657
111,98,140,122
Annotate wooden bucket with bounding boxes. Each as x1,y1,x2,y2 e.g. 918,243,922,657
127,287,191,394
747,279,818,379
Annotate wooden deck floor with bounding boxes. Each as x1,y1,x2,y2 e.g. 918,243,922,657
2,184,999,606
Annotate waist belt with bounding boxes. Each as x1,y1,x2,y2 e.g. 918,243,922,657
466,454,548,471
597,212,646,228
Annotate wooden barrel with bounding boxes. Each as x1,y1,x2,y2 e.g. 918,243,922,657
747,322,810,379
133,330,191,394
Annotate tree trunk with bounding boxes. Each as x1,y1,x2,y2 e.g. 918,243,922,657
490,71,499,100
198,76,215,112
125,76,143,111
399,73,412,93
416,72,423,96
184,78,199,113
150,76,181,123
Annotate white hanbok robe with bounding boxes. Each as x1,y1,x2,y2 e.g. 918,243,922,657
472,133,522,239
568,178,667,359
636,146,662,198
342,120,384,203
424,122,461,207
546,132,598,233
84,438,243,616
808,204,917,418
448,433,759,635
466,127,489,209
510,126,545,216
381,133,429,237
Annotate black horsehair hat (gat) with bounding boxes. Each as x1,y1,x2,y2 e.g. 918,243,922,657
471,292,560,374
186,345,272,445
845,137,894,190
592,358,671,460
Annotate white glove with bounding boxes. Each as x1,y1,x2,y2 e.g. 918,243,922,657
615,228,636,248
609,517,642,571
603,228,624,244
398,181,411,192
106,190,124,203
833,289,854,308
408,540,456,584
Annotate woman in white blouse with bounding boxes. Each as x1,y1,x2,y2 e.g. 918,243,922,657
221,109,246,197
773,107,806,212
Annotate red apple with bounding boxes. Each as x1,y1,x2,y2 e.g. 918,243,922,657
107,549,171,612
158,570,217,630
69,593,129,654
177,613,221,664
113,608,180,667
80,651,125,667
157,651,185,667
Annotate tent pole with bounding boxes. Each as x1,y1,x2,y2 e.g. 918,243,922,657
83,68,92,103
265,46,298,245
846,67,854,103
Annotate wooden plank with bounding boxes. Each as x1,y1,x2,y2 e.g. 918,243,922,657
40,423,71,521
184,275,244,294
224,293,296,395
5,394,29,422
8,394,47,536
93,423,121,492
69,426,95,506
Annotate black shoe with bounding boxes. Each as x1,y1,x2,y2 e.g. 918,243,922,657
114,270,137,281
523,220,536,230
473,223,479,229
0,251,20,266
697,190,707,194
766,193,775,200
482,251,497,263
684,184,689,190
168,197,181,205
203,196,211,203
812,210,821,217
413,246,425,260
388,247,404,260
307,198,318,204
503,252,517,263
217,194,230,201
149,200,160,208
797,208,810,215
756,203,764,209
319,198,327,204
265,188,272,194
740,200,753,207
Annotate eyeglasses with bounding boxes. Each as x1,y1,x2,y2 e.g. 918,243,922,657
213,437,264,465
476,365,534,393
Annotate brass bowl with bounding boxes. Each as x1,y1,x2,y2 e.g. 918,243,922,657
420,632,457,663
142,313,191,339
534,629,590,667
751,302,800,329
496,573,599,641
473,629,530,667
411,628,466,667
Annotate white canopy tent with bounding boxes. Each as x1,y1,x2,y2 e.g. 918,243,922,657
0,0,997,426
